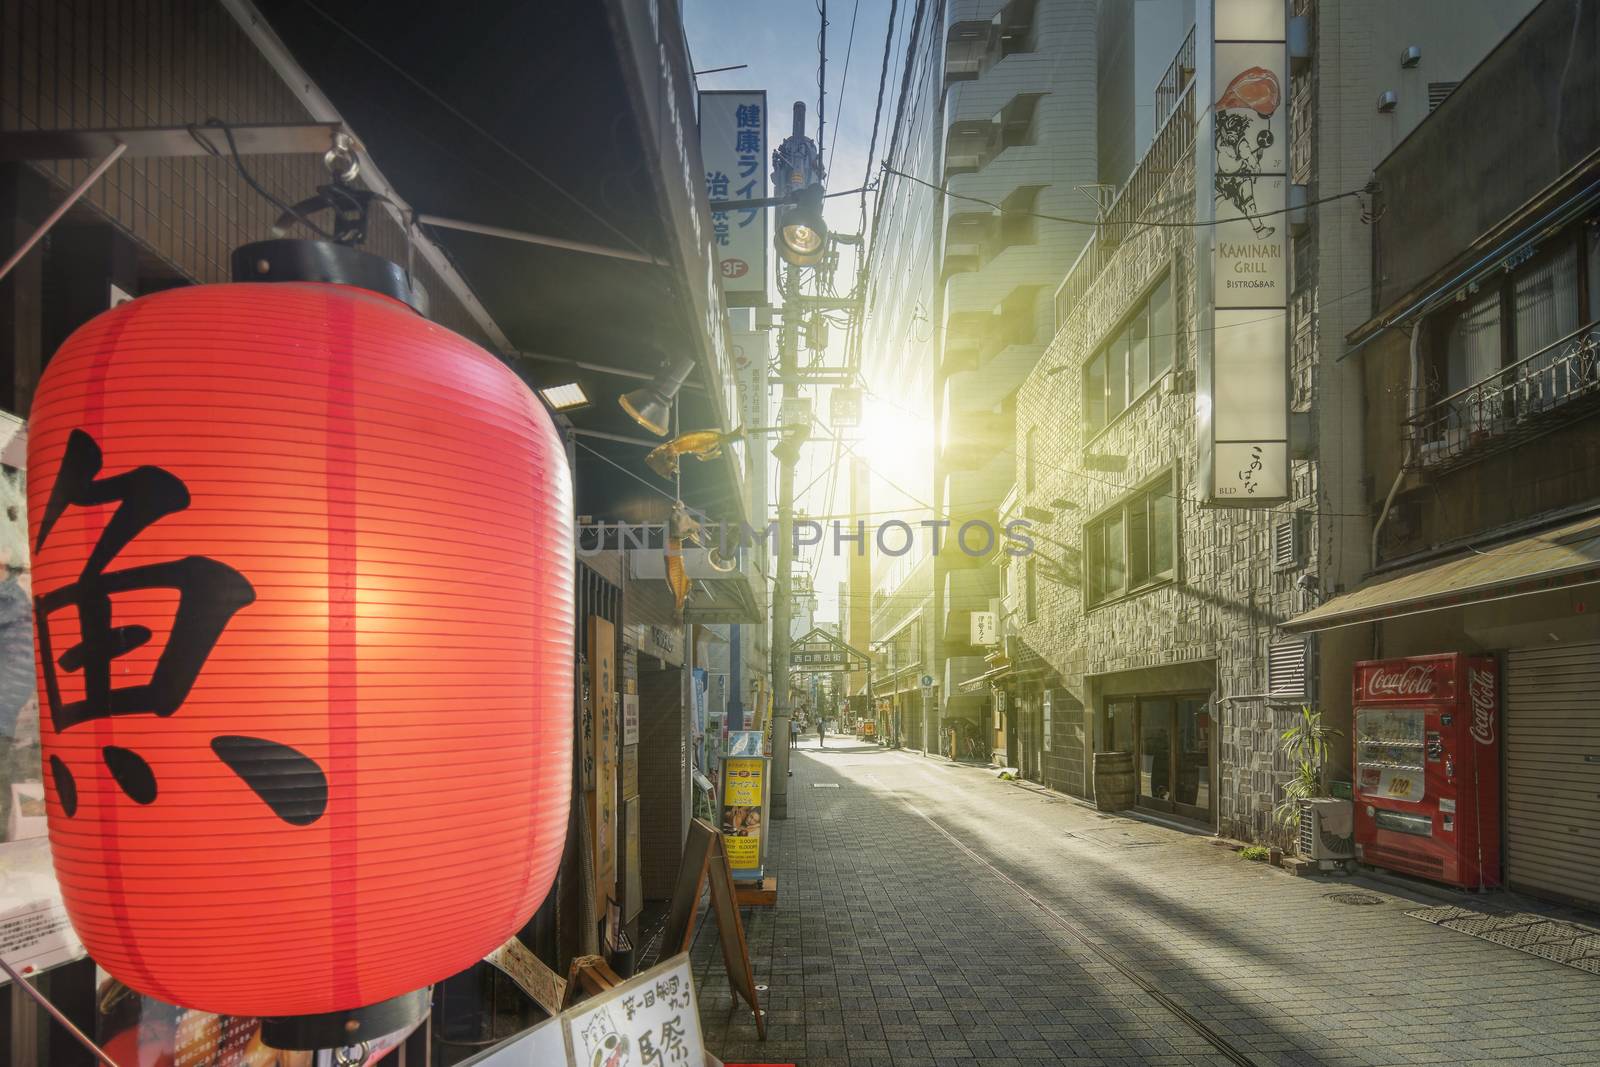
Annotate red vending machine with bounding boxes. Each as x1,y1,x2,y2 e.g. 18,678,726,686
1352,653,1501,889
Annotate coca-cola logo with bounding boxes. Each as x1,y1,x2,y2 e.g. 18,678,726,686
1367,664,1436,697
1468,666,1496,745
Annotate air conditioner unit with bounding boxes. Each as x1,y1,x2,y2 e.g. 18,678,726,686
1300,798,1355,866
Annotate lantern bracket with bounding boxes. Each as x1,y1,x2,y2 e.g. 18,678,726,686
233,238,423,313
260,985,431,1052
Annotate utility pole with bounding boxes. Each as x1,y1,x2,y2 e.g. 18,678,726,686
770,254,799,818
768,100,821,819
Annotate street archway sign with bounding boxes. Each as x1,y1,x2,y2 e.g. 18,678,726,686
790,627,871,673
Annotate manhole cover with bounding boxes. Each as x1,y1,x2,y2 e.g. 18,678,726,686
1324,891,1386,906
812,783,840,789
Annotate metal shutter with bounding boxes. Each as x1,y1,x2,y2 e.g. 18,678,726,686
1504,643,1600,910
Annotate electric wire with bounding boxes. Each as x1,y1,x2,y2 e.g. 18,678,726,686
884,164,1372,232
826,0,862,178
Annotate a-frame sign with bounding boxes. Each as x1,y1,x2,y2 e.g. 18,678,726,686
790,627,871,672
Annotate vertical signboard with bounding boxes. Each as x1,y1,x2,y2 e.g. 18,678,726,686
1195,0,1290,505
588,617,617,907
698,91,769,305
719,745,768,879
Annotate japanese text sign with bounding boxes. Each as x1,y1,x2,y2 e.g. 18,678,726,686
698,91,768,303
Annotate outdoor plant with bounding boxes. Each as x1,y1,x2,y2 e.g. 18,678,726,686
1240,845,1270,862
1273,705,1342,830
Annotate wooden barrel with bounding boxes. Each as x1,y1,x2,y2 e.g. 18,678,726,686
1094,751,1136,812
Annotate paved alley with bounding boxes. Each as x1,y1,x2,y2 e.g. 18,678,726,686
694,741,1600,1067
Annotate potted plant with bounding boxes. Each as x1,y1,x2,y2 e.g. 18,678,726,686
1274,705,1343,837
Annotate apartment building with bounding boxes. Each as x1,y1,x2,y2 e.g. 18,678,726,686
1002,0,1540,839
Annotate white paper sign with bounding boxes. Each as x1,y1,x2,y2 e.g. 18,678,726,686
622,694,640,747
564,954,704,1067
485,935,567,1017
970,611,998,646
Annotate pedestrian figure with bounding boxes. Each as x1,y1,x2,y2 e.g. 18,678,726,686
818,717,826,748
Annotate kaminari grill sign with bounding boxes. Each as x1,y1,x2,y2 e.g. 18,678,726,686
1195,0,1291,506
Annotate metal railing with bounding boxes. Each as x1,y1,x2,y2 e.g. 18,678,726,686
1154,26,1198,132
1053,78,1196,328
1407,322,1600,472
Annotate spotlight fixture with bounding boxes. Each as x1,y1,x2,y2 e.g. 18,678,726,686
776,184,828,267
538,382,590,412
619,357,695,436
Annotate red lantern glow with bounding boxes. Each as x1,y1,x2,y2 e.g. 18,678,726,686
28,279,574,1020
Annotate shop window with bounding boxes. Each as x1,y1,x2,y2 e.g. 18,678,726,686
1085,472,1177,607
1082,274,1174,437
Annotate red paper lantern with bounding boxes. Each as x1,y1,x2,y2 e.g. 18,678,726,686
29,255,573,1028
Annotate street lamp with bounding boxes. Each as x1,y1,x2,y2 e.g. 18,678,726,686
618,356,695,436
775,184,827,267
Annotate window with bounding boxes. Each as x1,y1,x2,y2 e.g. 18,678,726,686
1083,275,1174,436
1085,473,1177,606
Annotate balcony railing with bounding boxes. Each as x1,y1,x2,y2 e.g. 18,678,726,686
1053,73,1196,328
1407,322,1600,473
1154,26,1197,132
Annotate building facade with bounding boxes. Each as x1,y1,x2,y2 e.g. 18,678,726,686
1003,0,1544,841
1288,0,1599,908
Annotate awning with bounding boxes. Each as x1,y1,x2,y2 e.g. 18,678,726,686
1283,513,1600,633
253,0,748,526
960,660,1012,693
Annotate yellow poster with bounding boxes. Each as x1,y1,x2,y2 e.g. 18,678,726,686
720,756,766,875
723,758,764,806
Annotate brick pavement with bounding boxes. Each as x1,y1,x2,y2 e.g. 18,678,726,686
693,740,1600,1067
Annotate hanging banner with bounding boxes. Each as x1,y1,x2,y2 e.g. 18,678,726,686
698,90,769,305
1195,0,1291,506
719,752,768,877
588,617,618,907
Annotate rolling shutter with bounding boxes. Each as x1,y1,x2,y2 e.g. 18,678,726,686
1504,643,1600,910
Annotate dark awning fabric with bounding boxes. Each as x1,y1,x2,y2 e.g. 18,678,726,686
254,0,747,524
1282,513,1600,633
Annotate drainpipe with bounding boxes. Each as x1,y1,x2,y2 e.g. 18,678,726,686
1370,325,1421,572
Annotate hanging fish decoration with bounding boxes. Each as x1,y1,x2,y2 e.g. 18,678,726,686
665,537,692,615
645,427,741,480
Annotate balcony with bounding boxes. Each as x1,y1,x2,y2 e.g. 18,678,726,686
946,342,1044,415
940,407,1013,470
1407,323,1600,475
1052,41,1197,328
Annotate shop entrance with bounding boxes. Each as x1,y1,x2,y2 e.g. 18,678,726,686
1106,694,1212,823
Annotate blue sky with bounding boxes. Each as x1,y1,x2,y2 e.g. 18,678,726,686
683,0,895,246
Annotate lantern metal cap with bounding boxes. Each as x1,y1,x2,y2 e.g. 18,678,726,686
259,985,430,1051
232,239,424,315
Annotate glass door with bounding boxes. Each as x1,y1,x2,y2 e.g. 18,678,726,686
1173,697,1212,822
1139,699,1176,810
1109,694,1214,822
